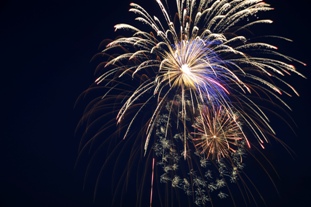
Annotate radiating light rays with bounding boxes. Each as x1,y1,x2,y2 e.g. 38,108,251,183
159,39,229,92
78,0,306,206
191,105,245,161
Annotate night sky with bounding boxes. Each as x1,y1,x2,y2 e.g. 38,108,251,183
1,0,311,207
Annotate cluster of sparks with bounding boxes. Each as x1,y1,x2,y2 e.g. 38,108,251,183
80,0,305,206
191,105,244,161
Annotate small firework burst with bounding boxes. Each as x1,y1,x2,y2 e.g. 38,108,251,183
191,105,245,161
78,0,306,206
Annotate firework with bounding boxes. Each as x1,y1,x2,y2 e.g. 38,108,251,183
191,105,244,161
78,0,305,206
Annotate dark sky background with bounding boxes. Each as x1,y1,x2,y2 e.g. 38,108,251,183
1,0,311,207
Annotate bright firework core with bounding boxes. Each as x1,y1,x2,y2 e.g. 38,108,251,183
180,64,191,75
160,39,220,91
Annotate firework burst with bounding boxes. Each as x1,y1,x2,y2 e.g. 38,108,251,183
191,105,245,161
78,0,305,206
